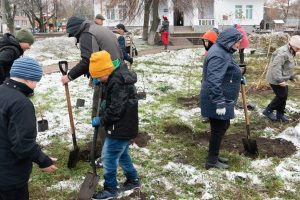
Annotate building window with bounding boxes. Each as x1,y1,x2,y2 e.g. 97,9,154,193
199,19,215,26
106,8,115,20
246,5,253,19
118,6,127,20
22,20,27,26
235,5,243,19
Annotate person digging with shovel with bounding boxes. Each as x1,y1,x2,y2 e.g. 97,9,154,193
263,35,300,122
200,27,242,170
89,51,140,199
63,16,124,161
0,57,57,200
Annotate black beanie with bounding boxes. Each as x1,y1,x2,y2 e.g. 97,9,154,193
66,16,85,37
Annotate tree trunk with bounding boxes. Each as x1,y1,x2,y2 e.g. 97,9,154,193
148,0,160,45
142,0,152,41
3,0,16,33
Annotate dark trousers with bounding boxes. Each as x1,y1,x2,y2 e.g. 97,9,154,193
207,118,230,163
268,84,288,113
0,184,29,200
239,48,245,64
92,84,106,156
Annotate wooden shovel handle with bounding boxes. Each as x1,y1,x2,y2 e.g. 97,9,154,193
241,84,250,126
65,83,77,147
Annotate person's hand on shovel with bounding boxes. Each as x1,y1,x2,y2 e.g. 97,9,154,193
61,75,71,85
41,157,58,173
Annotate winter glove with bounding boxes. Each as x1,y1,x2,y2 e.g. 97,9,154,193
92,78,101,86
216,108,226,116
241,76,246,85
91,117,102,127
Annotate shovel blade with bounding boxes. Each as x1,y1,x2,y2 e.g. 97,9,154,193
67,147,80,169
78,172,100,200
242,138,258,155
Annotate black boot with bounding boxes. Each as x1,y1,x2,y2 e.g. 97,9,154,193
276,112,289,122
262,107,277,121
205,160,229,170
218,156,229,164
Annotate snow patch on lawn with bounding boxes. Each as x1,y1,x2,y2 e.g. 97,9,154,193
48,179,82,191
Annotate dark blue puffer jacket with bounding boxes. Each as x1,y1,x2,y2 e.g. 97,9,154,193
200,27,242,120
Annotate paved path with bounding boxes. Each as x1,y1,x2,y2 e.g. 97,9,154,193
43,44,201,74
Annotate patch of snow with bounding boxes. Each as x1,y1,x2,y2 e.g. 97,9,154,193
277,123,300,148
26,37,80,66
224,171,262,185
47,179,82,191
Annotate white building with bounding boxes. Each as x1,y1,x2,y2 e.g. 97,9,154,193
94,0,265,33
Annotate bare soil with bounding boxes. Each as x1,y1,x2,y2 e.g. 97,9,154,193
164,124,297,158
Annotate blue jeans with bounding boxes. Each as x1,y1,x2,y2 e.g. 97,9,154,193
101,137,138,189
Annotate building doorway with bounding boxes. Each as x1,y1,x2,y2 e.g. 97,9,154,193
174,8,184,26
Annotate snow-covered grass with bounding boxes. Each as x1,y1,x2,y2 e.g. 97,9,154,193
25,37,300,199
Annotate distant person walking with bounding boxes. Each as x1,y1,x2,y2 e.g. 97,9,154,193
95,14,105,26
160,16,169,50
200,27,242,170
263,35,300,122
0,29,34,84
114,24,133,65
234,24,249,64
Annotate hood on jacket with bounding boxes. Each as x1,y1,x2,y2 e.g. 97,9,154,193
110,64,137,85
216,27,242,52
66,17,87,38
0,33,24,54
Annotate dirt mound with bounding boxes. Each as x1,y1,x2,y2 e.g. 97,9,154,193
132,132,151,147
164,124,297,158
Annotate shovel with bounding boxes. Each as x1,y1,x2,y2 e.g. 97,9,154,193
78,85,103,200
241,82,258,155
59,61,80,168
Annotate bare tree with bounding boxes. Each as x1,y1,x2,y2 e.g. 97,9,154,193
267,0,291,21
147,0,159,45
1,0,17,33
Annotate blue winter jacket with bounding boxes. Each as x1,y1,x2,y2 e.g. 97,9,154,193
200,27,242,120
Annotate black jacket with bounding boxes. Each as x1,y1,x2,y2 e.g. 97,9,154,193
101,64,138,140
0,79,52,191
67,20,122,80
0,34,23,84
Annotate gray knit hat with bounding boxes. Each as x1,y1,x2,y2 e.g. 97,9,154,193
10,57,43,82
289,35,300,49
16,29,34,45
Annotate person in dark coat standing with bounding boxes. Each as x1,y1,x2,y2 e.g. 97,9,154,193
0,29,34,84
63,16,123,156
159,16,169,50
0,57,57,200
200,27,242,170
88,51,140,199
114,24,133,65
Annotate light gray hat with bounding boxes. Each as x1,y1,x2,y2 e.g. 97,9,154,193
289,35,300,49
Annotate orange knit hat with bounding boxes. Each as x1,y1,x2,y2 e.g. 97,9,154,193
89,50,114,78
201,30,218,44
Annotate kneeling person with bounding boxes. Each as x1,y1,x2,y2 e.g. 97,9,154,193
89,51,140,199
